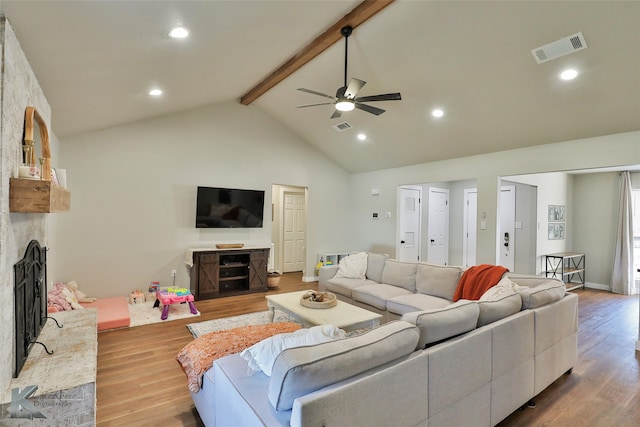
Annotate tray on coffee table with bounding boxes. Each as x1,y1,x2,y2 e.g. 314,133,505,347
265,290,382,332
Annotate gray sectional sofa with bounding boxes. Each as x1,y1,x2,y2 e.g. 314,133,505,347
191,253,578,427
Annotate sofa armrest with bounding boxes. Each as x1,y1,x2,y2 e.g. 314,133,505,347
318,265,339,291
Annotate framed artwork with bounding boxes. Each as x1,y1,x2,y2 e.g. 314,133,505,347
548,205,565,222
548,223,565,240
547,205,566,239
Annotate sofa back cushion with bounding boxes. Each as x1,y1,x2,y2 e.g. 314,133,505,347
518,280,566,309
381,259,418,292
366,252,388,282
477,293,523,327
415,263,464,300
268,321,419,411
401,300,479,349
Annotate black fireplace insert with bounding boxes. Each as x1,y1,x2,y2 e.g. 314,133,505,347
14,240,48,378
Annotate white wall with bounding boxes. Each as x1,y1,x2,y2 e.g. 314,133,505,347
55,102,352,297
348,131,640,284
573,172,619,288
506,172,572,274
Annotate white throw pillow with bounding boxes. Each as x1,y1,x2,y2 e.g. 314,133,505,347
240,325,346,376
479,277,521,302
334,252,368,280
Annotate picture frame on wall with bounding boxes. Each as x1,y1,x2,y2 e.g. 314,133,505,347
548,204,565,222
548,223,565,240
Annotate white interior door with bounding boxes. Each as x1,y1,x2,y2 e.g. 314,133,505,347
427,187,449,265
463,188,477,268
398,186,421,262
499,185,516,271
283,192,306,272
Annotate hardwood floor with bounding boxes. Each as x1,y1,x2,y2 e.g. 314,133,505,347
96,276,639,426
96,273,317,426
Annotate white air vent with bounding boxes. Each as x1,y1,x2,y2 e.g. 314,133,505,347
531,32,587,64
332,122,352,132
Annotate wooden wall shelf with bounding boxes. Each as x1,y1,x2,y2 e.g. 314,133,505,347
9,178,70,213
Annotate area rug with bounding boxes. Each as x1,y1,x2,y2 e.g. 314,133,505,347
129,300,200,327
186,310,299,338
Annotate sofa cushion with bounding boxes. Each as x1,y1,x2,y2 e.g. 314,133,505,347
479,276,520,301
268,321,420,411
366,252,388,283
387,293,451,316
401,300,479,349
240,325,346,376
381,259,418,292
477,293,523,327
325,277,378,299
415,263,464,300
518,280,566,309
334,252,368,280
352,284,414,310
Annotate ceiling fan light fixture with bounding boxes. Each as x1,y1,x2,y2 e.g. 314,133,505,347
335,99,355,112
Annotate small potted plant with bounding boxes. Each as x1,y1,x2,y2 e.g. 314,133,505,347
267,270,282,289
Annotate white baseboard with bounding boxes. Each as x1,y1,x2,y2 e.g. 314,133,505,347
303,275,318,283
636,341,640,352
584,282,610,291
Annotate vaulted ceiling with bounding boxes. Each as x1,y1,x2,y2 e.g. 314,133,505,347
2,1,639,173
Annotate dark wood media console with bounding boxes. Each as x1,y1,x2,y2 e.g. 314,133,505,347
190,247,269,300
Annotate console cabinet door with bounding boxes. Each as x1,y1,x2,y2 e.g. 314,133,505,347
248,249,268,290
196,253,219,299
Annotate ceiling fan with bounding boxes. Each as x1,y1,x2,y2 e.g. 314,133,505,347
296,26,401,119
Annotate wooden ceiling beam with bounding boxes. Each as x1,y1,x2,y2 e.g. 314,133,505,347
240,0,395,105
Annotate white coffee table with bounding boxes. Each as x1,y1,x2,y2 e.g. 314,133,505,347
266,290,382,332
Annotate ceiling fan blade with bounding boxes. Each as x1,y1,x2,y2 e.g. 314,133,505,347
297,88,336,100
355,92,402,103
330,109,343,119
296,102,333,108
355,102,385,116
344,78,366,99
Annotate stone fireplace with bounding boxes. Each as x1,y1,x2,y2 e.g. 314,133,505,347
0,17,55,399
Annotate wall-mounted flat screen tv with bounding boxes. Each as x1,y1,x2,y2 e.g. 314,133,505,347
196,186,265,228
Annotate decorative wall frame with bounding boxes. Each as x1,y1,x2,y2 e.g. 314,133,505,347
547,205,565,222
23,106,52,181
547,204,565,240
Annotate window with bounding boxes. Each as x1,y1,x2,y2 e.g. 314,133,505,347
632,190,640,279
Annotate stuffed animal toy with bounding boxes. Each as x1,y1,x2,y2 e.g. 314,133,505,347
60,285,84,310
48,283,73,312
66,281,97,303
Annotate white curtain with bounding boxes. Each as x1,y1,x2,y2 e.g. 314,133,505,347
611,171,636,294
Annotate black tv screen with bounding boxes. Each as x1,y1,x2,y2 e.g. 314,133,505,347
196,186,265,228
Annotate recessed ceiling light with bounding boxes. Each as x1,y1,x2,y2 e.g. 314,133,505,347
431,109,444,118
168,27,190,39
148,89,163,96
560,69,578,80
357,133,367,141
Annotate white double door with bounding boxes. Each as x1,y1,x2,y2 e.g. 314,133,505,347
398,186,449,265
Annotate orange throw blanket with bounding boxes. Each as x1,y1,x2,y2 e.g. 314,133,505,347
176,322,301,392
453,264,508,302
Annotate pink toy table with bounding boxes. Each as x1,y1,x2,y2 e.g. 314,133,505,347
153,289,198,320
